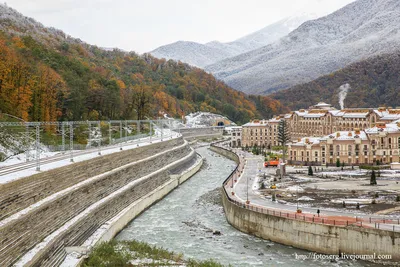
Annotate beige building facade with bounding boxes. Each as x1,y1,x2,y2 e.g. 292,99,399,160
241,118,281,148
288,121,400,166
286,103,400,140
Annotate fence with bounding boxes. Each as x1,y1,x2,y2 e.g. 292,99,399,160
211,143,400,233
0,119,180,171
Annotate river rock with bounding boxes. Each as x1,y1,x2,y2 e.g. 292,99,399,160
213,230,222,235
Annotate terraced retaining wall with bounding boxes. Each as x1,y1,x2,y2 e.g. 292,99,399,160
0,138,192,266
211,145,400,262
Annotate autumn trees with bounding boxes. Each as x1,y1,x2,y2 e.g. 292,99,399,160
0,30,288,125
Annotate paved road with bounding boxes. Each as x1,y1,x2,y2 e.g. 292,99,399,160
221,145,400,231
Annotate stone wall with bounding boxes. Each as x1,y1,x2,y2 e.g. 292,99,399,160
0,138,190,267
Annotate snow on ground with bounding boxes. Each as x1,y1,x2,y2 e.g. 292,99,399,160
330,198,373,204
320,170,366,176
184,112,234,128
0,151,59,167
285,185,305,193
297,196,314,201
59,253,81,267
0,131,179,185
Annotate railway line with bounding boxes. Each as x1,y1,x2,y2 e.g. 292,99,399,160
0,133,174,178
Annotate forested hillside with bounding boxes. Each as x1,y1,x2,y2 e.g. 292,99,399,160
0,4,287,124
271,53,400,110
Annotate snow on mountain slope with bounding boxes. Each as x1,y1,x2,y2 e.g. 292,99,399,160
205,0,400,95
235,12,320,52
149,13,318,68
150,41,234,67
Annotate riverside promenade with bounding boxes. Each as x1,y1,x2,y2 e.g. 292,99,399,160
212,141,400,262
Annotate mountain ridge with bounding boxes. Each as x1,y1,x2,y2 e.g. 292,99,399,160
271,51,400,110
205,0,400,95
149,13,319,68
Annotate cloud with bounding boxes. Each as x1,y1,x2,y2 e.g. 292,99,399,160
5,0,355,53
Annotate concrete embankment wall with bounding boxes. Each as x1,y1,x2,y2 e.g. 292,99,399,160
96,154,203,245
0,138,196,267
210,145,239,163
180,127,223,140
29,149,201,267
210,145,400,261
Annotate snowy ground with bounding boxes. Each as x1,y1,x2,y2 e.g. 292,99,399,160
185,112,234,128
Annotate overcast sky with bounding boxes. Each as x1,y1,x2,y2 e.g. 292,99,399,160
5,0,355,53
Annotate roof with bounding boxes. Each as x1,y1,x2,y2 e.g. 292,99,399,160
289,137,320,147
320,131,368,141
242,120,268,127
365,123,400,134
373,109,400,121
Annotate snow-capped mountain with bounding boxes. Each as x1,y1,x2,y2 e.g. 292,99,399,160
205,0,400,95
149,13,319,68
235,12,320,52
149,41,235,67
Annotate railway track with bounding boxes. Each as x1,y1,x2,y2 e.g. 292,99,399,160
0,134,174,178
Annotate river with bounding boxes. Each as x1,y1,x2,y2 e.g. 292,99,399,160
116,146,378,267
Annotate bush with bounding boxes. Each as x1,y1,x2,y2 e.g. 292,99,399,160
308,166,313,176
336,158,340,167
370,170,377,185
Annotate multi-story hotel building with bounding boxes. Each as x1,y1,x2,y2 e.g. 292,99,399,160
241,117,281,148
240,102,400,165
286,102,400,140
288,121,400,165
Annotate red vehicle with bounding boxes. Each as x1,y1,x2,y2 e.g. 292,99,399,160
264,158,279,167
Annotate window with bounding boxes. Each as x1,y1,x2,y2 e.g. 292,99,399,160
315,151,318,157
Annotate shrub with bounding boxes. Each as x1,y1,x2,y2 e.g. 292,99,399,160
308,166,313,176
336,158,340,167
370,170,377,185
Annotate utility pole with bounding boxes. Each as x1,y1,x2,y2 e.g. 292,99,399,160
108,121,112,145
25,124,30,162
35,125,40,171
88,121,91,149
98,121,101,155
119,121,123,150
150,120,152,143
70,122,74,162
61,122,65,154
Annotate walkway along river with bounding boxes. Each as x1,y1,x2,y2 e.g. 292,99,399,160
116,146,379,267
